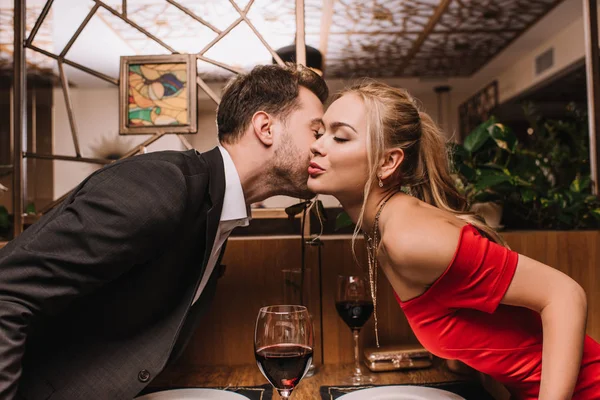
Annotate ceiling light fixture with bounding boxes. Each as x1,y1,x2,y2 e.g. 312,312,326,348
274,44,324,76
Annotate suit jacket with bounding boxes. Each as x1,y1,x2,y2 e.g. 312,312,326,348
0,147,227,400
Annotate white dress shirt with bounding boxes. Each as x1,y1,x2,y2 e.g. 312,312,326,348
192,146,250,304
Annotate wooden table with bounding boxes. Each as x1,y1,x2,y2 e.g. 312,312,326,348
149,362,469,399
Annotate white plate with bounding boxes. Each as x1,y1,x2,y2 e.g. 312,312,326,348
135,388,248,400
337,386,466,400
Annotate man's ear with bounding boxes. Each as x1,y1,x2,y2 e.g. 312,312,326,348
379,148,404,180
251,111,273,147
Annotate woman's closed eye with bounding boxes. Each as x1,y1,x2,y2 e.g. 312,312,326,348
314,131,349,143
333,137,349,143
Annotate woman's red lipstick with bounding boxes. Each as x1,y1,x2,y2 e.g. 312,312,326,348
308,162,325,176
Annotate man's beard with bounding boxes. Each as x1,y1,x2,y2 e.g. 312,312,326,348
271,132,314,199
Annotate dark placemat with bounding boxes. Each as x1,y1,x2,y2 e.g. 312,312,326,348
320,381,495,400
138,384,273,400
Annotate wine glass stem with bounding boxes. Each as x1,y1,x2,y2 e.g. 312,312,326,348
352,328,362,377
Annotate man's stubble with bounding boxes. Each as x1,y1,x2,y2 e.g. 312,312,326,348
271,131,314,199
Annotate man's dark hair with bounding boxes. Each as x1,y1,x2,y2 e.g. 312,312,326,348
217,63,329,144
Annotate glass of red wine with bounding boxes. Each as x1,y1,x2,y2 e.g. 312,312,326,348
336,275,375,385
254,305,314,399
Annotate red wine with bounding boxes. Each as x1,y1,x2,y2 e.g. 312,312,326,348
335,300,374,329
255,344,313,391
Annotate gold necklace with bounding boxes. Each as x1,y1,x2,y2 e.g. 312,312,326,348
364,194,393,348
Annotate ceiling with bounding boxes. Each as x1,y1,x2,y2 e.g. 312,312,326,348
0,0,566,85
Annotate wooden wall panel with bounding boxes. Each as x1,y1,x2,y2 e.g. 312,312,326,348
168,237,323,368
150,230,600,372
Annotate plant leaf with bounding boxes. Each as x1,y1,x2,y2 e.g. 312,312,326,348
449,143,469,163
25,203,36,215
474,170,511,191
458,164,476,182
335,211,354,231
520,188,536,202
464,122,491,153
489,123,517,153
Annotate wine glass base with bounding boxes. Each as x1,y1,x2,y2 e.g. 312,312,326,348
276,388,293,399
341,373,376,386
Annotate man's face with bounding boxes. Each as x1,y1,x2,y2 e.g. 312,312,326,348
271,86,324,198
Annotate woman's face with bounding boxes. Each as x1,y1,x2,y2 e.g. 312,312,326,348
308,93,370,199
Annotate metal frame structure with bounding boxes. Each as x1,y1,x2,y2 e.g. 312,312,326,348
11,0,307,237
583,0,600,195
13,0,25,238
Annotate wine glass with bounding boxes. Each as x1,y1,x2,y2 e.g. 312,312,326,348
254,305,314,399
282,268,317,377
336,275,375,385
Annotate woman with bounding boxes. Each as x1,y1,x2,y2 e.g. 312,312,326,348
308,81,600,399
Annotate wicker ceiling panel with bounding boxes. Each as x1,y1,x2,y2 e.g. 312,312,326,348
403,31,519,76
1,0,566,80
329,0,439,33
325,0,563,78
437,0,560,31
325,33,419,78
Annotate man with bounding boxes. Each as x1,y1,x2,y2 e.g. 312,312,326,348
0,63,328,400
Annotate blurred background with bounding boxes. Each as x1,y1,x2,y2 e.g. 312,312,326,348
2,0,596,238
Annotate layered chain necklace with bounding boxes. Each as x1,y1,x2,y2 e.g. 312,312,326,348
364,194,394,348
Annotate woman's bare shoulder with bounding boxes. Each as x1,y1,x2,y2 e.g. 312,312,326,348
380,202,466,282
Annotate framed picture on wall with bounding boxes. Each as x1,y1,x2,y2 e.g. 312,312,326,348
119,54,197,135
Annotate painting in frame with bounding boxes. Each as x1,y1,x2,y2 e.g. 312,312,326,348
119,54,197,135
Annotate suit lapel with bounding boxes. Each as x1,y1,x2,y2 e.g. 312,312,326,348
199,147,226,272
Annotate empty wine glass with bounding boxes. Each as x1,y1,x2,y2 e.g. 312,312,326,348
254,305,314,399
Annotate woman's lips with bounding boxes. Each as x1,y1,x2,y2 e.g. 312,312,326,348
308,166,325,176
308,162,325,176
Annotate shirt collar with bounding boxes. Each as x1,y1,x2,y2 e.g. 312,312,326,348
218,146,250,222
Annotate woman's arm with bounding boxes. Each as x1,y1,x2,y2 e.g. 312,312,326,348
501,254,587,400
381,217,587,399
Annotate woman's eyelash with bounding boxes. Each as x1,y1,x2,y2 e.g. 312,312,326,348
313,131,348,143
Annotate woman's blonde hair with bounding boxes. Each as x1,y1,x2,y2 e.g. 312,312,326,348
340,80,508,247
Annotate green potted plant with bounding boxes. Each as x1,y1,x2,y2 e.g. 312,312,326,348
451,117,525,228
451,104,600,230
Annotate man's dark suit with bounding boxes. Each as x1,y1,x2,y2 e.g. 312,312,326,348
0,147,227,400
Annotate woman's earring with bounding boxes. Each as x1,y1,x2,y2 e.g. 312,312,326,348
378,174,384,188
